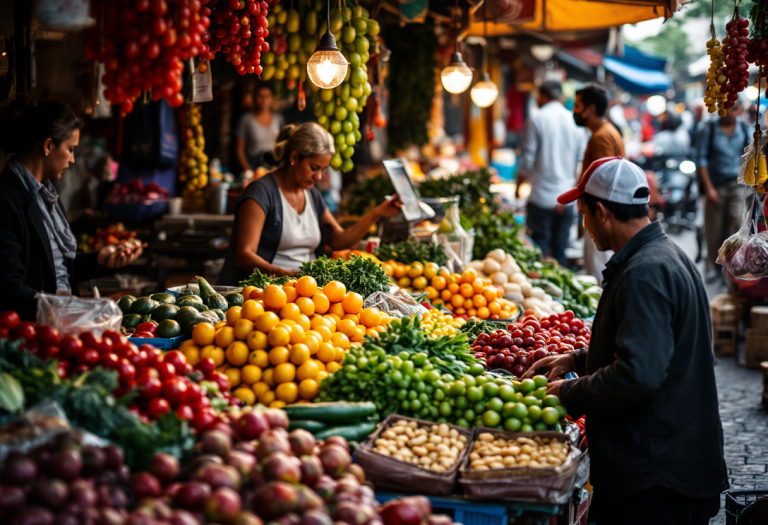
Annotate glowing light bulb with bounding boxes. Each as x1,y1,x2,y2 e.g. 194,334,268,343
470,73,499,108
441,52,473,94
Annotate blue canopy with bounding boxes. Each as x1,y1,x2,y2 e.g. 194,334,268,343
603,46,672,95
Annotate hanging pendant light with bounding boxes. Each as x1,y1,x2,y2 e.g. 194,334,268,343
307,0,349,89
441,0,472,94
470,1,498,108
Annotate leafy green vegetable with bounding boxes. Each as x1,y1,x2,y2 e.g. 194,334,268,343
470,209,541,265
298,255,390,298
459,319,510,340
417,168,499,222
238,268,290,289
377,238,448,266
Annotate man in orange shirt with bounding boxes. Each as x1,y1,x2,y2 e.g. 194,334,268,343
573,84,626,282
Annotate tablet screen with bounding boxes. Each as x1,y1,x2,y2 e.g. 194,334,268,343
382,159,422,222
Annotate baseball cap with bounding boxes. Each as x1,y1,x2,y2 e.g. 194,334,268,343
557,157,650,206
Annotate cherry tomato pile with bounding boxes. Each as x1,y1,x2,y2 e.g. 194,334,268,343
202,0,274,75
720,14,751,110
0,311,239,431
470,311,591,378
84,0,211,113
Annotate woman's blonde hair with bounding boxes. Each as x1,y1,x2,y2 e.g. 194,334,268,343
264,122,335,167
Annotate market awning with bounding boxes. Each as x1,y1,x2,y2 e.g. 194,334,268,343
603,46,672,94
467,0,674,35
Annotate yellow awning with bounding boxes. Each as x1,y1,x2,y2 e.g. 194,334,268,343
468,0,674,35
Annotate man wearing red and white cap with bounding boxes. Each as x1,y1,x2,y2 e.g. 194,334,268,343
527,157,727,524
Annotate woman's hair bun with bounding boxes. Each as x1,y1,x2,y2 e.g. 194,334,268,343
264,122,334,168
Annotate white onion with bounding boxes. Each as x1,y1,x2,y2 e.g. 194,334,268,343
520,282,533,297
490,271,508,285
483,258,501,275
510,272,528,285
500,261,517,276
467,260,485,274
488,249,506,263
503,282,522,294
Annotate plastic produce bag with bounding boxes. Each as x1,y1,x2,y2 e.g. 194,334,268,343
36,293,122,336
0,401,70,462
364,288,428,319
717,190,768,280
738,138,768,191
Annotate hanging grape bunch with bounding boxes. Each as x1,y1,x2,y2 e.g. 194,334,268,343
178,104,209,194
84,0,210,114
720,12,751,113
200,0,274,75
704,37,727,115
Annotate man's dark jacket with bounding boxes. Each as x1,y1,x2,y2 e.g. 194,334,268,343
0,165,105,321
560,221,728,498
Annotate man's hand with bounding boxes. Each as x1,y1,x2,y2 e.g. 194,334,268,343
98,242,145,269
524,353,576,380
705,186,720,206
546,380,565,397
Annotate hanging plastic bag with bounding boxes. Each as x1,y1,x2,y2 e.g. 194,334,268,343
737,138,768,191
717,189,768,280
36,294,122,337
364,287,428,319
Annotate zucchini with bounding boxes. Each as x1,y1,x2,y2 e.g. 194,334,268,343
314,421,377,442
288,419,329,433
283,402,377,424
196,276,217,301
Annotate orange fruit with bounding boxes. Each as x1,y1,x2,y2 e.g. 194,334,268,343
326,361,342,373
249,349,269,368
270,400,287,408
226,306,242,325
241,300,265,321
302,334,320,354
268,326,291,347
488,301,501,315
279,303,301,321
441,289,452,302
283,286,298,303
289,343,310,365
448,283,460,294
314,325,332,342
296,276,318,297
297,360,319,381
343,313,359,324
275,381,298,403
397,277,411,288
224,368,241,389
234,388,256,405
295,297,315,316
201,345,225,366
323,281,346,303
249,288,264,300
247,330,268,351
234,318,255,340
297,314,311,331
463,297,474,309
263,285,288,310
407,262,424,278
331,332,351,349
473,295,487,308
254,312,280,332
360,308,382,328
214,326,235,348
315,371,329,381
269,346,290,366
317,342,336,363
412,276,428,290
242,286,258,301
192,322,216,346
477,307,490,319
382,263,393,277
328,302,346,318
341,292,363,314
351,325,366,343
451,294,464,308
431,276,447,290
467,308,478,318
215,320,228,330
298,378,319,400
333,346,345,362
472,278,485,294
336,319,357,337
252,381,270,397
393,264,408,279
259,389,276,405
241,365,262,385
366,328,380,338
311,293,330,314
483,287,499,302
424,263,439,280
288,324,304,344
226,341,249,366
274,362,296,383
425,286,438,300
455,307,466,315
460,283,474,298
461,268,478,284
310,316,330,330
182,345,200,365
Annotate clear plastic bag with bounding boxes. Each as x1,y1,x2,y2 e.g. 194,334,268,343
738,137,768,191
0,401,70,462
717,190,768,280
364,287,428,319
36,293,122,336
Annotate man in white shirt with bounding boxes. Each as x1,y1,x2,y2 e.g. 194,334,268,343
517,82,586,266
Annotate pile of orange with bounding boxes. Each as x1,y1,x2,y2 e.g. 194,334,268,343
181,277,390,408
382,260,441,292
430,268,518,320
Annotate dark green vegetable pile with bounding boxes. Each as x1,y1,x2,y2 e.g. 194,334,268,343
377,238,449,266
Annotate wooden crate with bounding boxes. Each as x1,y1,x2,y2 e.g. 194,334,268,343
714,325,738,356
711,294,740,328
751,306,768,333
745,329,768,368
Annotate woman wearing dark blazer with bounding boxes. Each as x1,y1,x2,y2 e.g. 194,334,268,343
0,101,142,321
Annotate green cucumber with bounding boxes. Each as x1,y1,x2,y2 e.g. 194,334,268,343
288,419,329,433
196,276,217,301
314,421,377,442
283,401,376,424
0,372,25,413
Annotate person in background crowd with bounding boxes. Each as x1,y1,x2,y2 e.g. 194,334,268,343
695,100,751,283
0,100,142,321
236,84,284,172
527,157,727,525
516,81,585,267
573,84,625,283
652,112,690,157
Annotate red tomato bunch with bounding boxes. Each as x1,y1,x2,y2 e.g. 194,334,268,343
202,0,272,75
471,311,591,378
83,0,211,113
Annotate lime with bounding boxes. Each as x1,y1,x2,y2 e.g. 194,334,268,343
502,401,516,418
361,51,370,64
534,387,547,400
348,111,360,130
411,399,422,411
342,26,356,44
288,33,302,52
341,158,354,173
343,6,352,21
533,375,549,389
320,88,334,102
349,52,362,69
455,396,468,410
475,375,488,386
345,97,358,112
262,52,275,65
504,417,522,432
541,407,560,426
473,401,486,414
520,378,536,394
286,9,300,32
352,18,368,35
434,389,445,401
498,384,516,402
534,422,549,431
511,402,528,419
543,395,560,407
330,11,343,32
523,395,539,407
318,115,329,128
324,101,336,117
304,10,318,35
350,84,364,99
463,409,475,421
468,363,485,377
354,36,370,54
486,397,504,413
303,37,317,54
366,19,381,36
527,405,542,422
330,120,342,134
261,65,275,81
557,405,568,418
439,401,452,416
356,97,366,113
455,418,470,428
334,106,348,121
334,133,346,147
482,410,501,427
425,370,440,383
345,132,356,146
340,82,350,101
351,67,366,86
287,64,301,79
466,386,484,403
482,382,499,398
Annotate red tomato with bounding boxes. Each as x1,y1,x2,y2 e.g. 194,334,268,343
13,322,36,342
79,349,100,366
210,372,230,394
186,383,204,405
155,362,176,380
133,331,155,338
162,378,188,406
164,351,187,376
137,366,160,380
195,358,215,379
113,382,135,399
56,361,70,378
72,364,90,376
145,347,164,367
0,311,20,331
196,395,211,409
137,375,163,399
20,341,39,354
130,351,149,369
36,326,60,347
193,407,216,431
103,330,127,348
175,404,194,421
117,359,137,385
79,332,100,349
41,346,60,359
147,397,171,419
100,354,120,370
0,327,8,339
136,322,158,335
59,335,84,359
